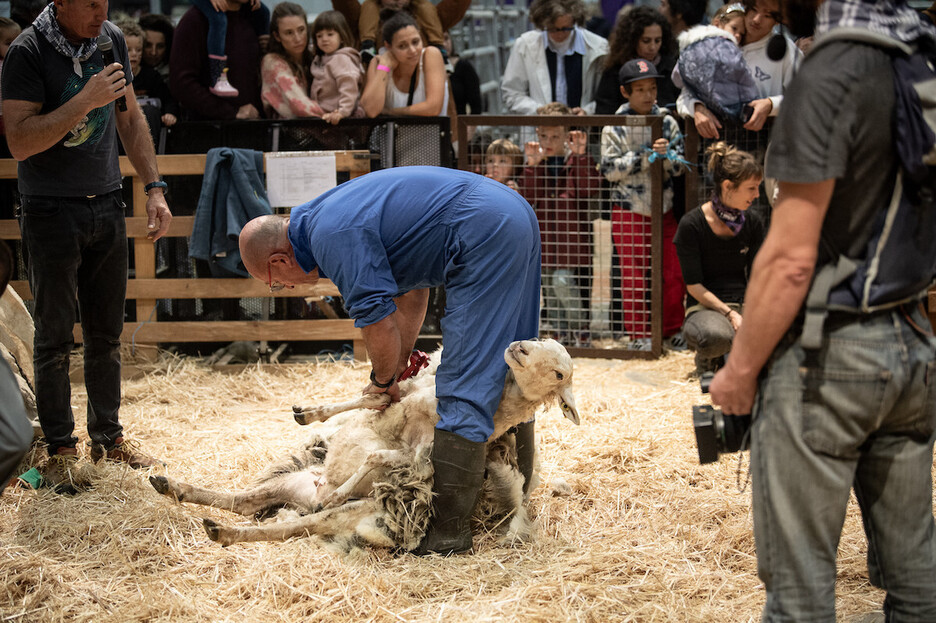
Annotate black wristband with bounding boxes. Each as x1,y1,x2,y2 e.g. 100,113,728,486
369,369,395,389
144,180,168,195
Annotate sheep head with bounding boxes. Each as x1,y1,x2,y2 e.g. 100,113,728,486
504,339,579,425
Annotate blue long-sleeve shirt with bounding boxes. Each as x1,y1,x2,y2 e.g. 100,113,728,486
288,167,490,327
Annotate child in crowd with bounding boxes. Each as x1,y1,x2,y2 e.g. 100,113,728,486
190,0,271,98
0,17,21,150
600,59,686,349
673,3,759,124
516,102,602,346
116,18,178,140
310,11,366,124
484,138,522,191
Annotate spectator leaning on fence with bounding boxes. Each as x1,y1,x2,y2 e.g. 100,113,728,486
671,4,760,128
595,6,680,114
260,2,324,119
360,10,448,117
501,0,609,115
516,102,602,347
170,0,264,120
600,59,686,349
1,0,172,490
673,142,765,376
679,0,801,138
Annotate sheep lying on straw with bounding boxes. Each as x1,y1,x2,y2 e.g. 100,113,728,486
150,338,580,551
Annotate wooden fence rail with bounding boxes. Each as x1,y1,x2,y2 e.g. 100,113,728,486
0,151,371,361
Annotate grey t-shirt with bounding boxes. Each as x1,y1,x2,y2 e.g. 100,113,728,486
1,21,131,197
765,39,897,260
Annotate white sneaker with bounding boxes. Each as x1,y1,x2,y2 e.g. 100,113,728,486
210,68,239,98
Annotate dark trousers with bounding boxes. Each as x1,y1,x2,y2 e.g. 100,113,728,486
19,191,128,456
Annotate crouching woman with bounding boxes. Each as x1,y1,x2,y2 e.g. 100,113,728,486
673,142,765,376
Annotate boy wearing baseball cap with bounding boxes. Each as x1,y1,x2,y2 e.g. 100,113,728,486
599,58,687,350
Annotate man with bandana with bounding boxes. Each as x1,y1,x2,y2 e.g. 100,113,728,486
710,0,936,618
1,0,172,491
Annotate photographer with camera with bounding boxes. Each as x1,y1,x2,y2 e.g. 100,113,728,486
673,142,765,377
708,0,936,618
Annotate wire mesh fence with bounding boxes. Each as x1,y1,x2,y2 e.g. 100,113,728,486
459,114,672,358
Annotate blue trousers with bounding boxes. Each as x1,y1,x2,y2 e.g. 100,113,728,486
19,192,128,456
189,0,271,57
435,181,541,443
753,305,936,621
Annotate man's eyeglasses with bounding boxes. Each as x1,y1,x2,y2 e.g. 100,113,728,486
268,263,286,293
547,26,575,33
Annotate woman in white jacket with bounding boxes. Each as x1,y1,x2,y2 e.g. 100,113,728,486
500,0,608,115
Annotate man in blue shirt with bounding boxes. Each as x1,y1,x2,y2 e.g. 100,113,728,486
239,166,541,555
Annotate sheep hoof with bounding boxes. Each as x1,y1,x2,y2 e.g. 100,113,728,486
203,518,222,542
294,412,311,426
292,405,303,414
149,475,170,495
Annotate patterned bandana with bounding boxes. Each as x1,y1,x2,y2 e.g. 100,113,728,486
816,0,936,48
712,192,745,235
33,3,99,77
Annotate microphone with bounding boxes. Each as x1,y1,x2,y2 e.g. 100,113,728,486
766,25,788,61
96,34,127,112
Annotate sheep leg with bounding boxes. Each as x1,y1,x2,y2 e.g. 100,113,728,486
150,471,325,516
202,499,396,548
319,448,412,509
292,393,390,425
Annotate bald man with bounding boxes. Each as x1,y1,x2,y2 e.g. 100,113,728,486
239,166,541,555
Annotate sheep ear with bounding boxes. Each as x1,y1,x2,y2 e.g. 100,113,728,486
558,387,580,425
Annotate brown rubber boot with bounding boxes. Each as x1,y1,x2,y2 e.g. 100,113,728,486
41,447,95,494
90,437,164,468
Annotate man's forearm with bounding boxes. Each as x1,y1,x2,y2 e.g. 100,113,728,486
5,96,94,161
361,314,403,383
393,289,429,371
729,182,834,377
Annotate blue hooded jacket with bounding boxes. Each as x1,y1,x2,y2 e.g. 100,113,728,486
676,25,760,122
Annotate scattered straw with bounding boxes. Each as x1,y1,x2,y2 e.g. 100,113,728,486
1,349,924,622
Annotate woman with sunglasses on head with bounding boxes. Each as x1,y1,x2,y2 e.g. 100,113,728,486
501,0,608,115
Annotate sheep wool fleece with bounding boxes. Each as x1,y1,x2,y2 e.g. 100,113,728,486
288,167,542,442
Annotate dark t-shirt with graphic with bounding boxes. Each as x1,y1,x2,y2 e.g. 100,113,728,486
1,21,130,197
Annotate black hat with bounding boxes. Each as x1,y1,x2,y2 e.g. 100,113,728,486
618,58,662,86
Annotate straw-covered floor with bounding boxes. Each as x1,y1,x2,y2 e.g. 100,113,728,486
0,348,922,622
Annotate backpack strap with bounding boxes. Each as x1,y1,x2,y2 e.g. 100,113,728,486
802,255,859,349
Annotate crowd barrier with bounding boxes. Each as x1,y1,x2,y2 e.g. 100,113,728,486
0,151,372,361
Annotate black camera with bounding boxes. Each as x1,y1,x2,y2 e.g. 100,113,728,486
693,373,751,464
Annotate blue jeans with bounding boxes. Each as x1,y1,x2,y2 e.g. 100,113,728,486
19,192,128,456
543,267,586,334
753,305,936,621
190,0,271,57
